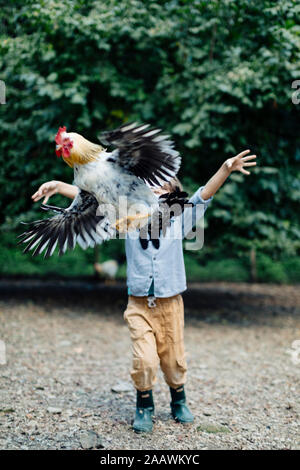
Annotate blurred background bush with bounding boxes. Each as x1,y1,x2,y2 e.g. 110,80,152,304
0,0,299,283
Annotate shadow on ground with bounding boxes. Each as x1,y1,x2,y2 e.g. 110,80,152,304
0,279,299,325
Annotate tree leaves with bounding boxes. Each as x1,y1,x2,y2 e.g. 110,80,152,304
0,0,299,259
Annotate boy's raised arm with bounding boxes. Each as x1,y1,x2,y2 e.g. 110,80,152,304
181,149,257,240
32,181,79,204
200,149,257,200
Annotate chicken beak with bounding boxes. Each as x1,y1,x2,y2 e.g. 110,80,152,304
56,144,62,151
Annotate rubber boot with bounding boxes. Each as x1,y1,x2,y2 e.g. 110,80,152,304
170,385,194,423
133,389,154,433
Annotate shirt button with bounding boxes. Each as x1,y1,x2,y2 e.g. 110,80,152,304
149,275,153,279
153,257,156,260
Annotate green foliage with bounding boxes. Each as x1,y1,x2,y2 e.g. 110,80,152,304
256,253,288,283
184,251,300,283
281,257,300,283
0,0,299,280
0,229,126,278
207,168,300,257
184,254,250,282
2,229,299,283
0,231,95,277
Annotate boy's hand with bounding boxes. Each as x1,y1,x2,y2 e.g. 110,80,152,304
225,150,257,175
32,181,60,204
201,150,258,200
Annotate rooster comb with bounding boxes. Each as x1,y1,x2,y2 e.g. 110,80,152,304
55,126,67,145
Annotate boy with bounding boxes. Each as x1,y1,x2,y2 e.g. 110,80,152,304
32,149,256,433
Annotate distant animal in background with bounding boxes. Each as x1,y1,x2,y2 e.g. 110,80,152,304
94,260,119,281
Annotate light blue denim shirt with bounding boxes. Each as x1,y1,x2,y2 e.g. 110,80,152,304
125,186,213,298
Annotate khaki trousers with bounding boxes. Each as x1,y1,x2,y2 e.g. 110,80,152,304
123,294,187,392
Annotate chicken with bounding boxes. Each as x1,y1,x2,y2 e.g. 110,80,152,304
94,260,119,280
19,122,189,257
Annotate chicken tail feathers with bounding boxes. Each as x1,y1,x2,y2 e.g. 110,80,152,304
139,187,192,247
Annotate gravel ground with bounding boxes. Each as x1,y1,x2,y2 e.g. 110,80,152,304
0,281,299,450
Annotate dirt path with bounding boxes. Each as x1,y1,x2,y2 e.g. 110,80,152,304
0,282,299,450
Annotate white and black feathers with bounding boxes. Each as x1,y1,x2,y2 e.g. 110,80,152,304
18,191,113,257
139,188,191,250
19,122,187,257
100,122,181,187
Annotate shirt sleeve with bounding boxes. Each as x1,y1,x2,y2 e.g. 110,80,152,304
182,186,213,238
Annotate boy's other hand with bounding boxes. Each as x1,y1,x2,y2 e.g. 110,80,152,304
32,181,60,204
225,150,257,175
